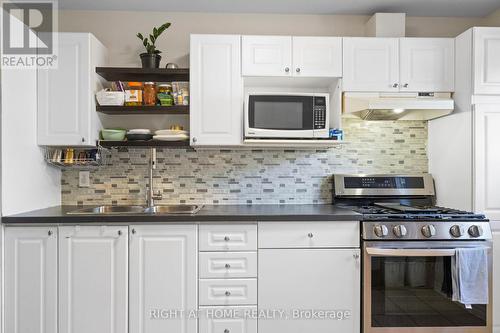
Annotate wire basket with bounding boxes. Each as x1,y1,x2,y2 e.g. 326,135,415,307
44,146,110,169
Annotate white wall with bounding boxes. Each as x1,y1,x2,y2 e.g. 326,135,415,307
1,68,61,215
59,10,483,67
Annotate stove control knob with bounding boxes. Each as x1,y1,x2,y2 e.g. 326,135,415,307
421,225,437,238
468,225,483,238
450,225,464,238
373,225,389,238
393,225,408,238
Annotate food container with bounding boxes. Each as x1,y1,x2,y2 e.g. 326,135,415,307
157,84,172,94
172,82,189,105
95,89,125,106
143,82,157,106
157,92,174,106
101,129,126,141
124,82,143,106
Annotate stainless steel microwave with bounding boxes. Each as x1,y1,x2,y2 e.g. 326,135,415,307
244,92,330,139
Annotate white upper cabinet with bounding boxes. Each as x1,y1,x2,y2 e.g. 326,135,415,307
37,33,107,146
474,27,500,95
400,38,454,92
190,34,243,146
474,105,500,221
242,36,292,76
292,37,342,77
342,37,399,92
343,37,454,92
129,225,197,333
242,36,342,77
4,227,58,333
58,226,128,333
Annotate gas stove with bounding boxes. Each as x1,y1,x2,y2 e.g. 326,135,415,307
333,174,491,241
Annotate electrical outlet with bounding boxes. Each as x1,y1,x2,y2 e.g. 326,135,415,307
79,171,90,188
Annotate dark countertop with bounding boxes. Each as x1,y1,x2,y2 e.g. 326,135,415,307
1,204,361,224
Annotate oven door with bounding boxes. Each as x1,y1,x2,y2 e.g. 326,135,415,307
245,94,316,138
363,241,492,333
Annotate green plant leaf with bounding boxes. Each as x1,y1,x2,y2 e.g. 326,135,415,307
149,34,155,45
136,32,144,41
153,27,158,38
154,49,162,54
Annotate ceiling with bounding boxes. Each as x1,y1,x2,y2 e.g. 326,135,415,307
58,0,499,17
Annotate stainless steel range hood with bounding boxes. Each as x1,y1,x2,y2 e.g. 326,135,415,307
343,92,454,121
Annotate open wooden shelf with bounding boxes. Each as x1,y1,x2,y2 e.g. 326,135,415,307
96,105,189,115
98,140,190,148
96,67,189,82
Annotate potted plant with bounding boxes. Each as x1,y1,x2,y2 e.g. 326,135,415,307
136,22,171,68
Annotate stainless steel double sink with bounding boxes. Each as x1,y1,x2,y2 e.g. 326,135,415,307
67,205,202,215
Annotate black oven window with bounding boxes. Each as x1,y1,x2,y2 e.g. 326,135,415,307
371,256,487,327
254,101,303,129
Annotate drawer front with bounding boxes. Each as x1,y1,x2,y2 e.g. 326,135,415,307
200,252,257,278
259,221,359,248
199,306,257,333
199,225,257,251
199,279,257,306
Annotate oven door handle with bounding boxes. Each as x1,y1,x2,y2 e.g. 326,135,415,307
365,247,456,257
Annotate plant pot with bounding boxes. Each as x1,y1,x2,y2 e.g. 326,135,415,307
140,53,161,68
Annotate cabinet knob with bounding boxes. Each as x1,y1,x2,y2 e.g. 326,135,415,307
131,228,136,234
296,68,301,73
81,137,85,142
224,330,230,333
48,230,53,236
225,291,231,296
392,83,399,88
284,67,290,73
192,137,197,143
224,236,230,241
225,263,231,269
307,233,314,238
353,253,360,259
118,230,122,236
403,83,409,88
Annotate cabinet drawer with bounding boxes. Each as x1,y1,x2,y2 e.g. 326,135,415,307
199,279,257,306
199,306,257,333
199,225,257,251
259,222,359,248
200,252,257,278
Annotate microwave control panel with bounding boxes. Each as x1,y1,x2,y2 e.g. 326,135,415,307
313,96,326,129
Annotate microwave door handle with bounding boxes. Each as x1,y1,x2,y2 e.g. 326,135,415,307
365,247,456,257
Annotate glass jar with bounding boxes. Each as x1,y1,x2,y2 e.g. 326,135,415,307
124,82,143,106
143,82,157,106
157,83,172,94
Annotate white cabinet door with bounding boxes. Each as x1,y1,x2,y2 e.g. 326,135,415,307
400,38,454,92
474,27,500,95
474,105,500,221
258,248,360,333
4,227,58,333
292,37,342,77
129,225,197,333
37,33,105,146
242,35,292,76
343,37,399,92
59,226,128,333
190,35,243,146
493,231,500,333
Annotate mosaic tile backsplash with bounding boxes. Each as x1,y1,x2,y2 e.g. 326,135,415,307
61,119,428,205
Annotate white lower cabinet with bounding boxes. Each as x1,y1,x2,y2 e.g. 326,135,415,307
199,306,258,333
4,226,58,333
129,225,197,333
258,248,360,333
58,226,128,333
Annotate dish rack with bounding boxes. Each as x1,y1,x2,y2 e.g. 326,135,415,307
43,146,111,169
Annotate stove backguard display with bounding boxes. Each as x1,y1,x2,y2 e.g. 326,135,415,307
344,177,425,189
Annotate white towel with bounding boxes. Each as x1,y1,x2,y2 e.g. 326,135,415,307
451,247,489,307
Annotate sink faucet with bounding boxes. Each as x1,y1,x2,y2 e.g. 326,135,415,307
147,148,162,207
